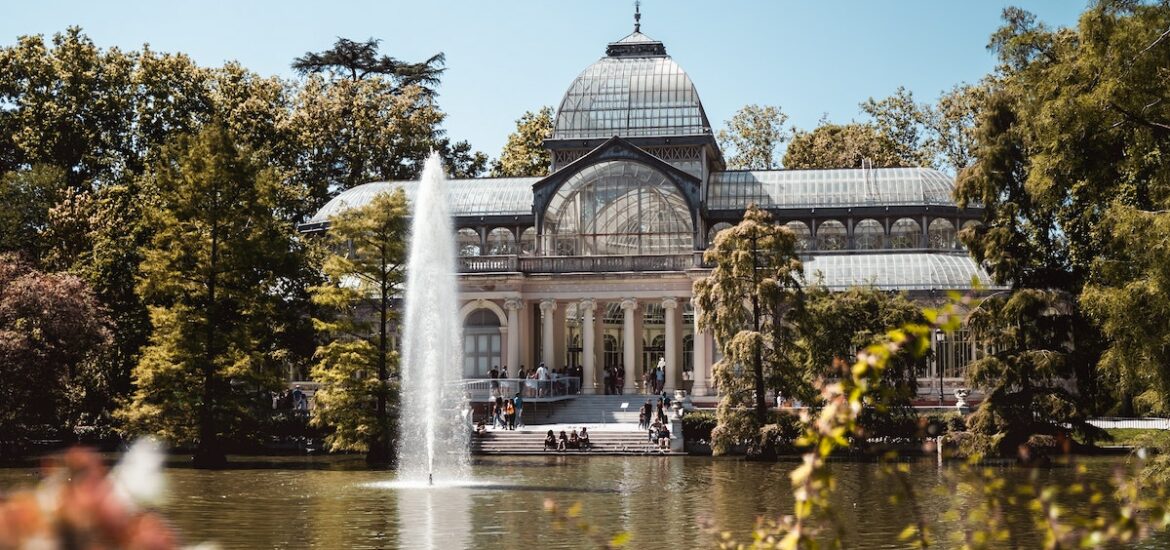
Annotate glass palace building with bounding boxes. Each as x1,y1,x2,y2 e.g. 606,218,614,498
302,25,998,399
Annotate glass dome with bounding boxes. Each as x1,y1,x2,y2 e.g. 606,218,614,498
553,32,711,140
542,160,693,255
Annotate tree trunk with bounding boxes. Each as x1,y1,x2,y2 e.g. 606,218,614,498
367,259,391,466
751,230,767,426
194,228,226,469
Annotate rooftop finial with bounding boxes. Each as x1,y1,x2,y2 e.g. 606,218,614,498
634,1,642,32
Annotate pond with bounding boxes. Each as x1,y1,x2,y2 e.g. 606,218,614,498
1,454,1165,549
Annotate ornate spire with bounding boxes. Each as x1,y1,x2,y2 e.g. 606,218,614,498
634,1,642,32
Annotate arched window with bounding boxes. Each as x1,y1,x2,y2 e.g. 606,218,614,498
519,227,537,255
603,334,621,368
816,220,847,251
890,218,921,249
643,304,665,325
486,228,516,255
683,334,694,377
543,160,693,256
928,219,957,250
785,221,812,251
707,222,733,244
854,219,884,250
457,228,481,257
462,308,501,377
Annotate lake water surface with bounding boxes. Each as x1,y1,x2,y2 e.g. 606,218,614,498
1,454,1165,549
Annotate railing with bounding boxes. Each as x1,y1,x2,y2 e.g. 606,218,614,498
458,254,695,274
457,377,581,401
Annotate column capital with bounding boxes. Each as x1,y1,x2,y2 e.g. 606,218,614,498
620,298,638,311
539,298,557,312
504,298,525,311
661,297,679,310
580,298,597,312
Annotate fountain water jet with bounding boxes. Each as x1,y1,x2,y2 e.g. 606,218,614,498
397,152,469,484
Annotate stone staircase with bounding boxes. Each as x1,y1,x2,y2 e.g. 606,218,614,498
470,428,681,455
529,394,660,425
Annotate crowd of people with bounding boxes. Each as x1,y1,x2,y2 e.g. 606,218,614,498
639,392,675,448
487,362,583,398
604,357,670,395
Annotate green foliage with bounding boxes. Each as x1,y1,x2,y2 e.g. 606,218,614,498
782,122,903,169
0,254,111,441
490,107,554,177
694,205,803,455
962,290,1106,457
0,166,66,262
310,190,409,463
118,124,302,466
717,104,789,169
680,410,718,442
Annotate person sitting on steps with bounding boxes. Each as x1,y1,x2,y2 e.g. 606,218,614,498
543,430,556,451
569,429,580,450
557,430,569,452
579,427,591,451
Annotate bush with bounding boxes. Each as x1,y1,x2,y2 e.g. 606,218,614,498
682,411,718,442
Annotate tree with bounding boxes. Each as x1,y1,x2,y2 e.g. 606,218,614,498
798,285,927,437
490,107,554,177
292,37,446,95
0,166,66,262
717,105,788,170
289,36,484,205
0,254,110,443
310,190,409,465
0,27,137,188
957,2,1170,416
693,205,803,456
963,290,1106,457
118,124,302,467
783,123,903,169
860,86,935,168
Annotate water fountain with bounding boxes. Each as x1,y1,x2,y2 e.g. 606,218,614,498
397,152,470,486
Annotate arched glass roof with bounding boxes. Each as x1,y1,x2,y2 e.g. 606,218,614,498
801,252,998,291
553,32,711,140
708,168,956,210
306,177,538,225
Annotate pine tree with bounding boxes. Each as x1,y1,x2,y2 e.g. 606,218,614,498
119,124,301,467
310,190,409,465
693,204,803,456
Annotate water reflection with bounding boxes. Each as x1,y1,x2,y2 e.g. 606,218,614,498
1,455,1167,549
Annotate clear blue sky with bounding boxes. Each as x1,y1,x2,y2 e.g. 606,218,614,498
2,1,1087,159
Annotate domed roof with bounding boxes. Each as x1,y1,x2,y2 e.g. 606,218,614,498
552,30,712,141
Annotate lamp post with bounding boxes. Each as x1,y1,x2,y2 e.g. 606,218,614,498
936,329,946,406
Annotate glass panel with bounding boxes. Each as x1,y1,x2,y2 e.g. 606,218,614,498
543,160,693,255
928,218,957,250
784,221,811,251
816,220,847,251
487,227,516,255
519,227,537,255
890,218,922,249
854,219,884,250
457,228,481,257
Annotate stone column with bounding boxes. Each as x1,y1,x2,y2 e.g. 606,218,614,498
553,302,567,369
691,298,710,396
621,298,638,394
581,299,597,394
540,299,556,369
504,298,522,375
662,298,679,393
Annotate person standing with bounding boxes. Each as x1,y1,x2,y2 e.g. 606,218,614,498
505,398,515,430
513,392,524,428
616,366,625,395
655,362,666,394
536,362,549,397
490,366,500,397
